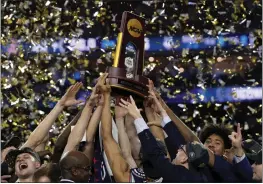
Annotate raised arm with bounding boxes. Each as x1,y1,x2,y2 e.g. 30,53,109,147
124,114,142,166
34,134,49,152
98,73,130,182
115,105,137,168
144,99,165,142
144,98,170,160
82,97,103,161
148,80,200,143
62,84,99,156
52,110,82,163
119,96,203,182
228,123,253,181
22,83,84,149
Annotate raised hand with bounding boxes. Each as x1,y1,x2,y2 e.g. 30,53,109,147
148,79,162,99
143,97,153,108
147,79,166,107
228,123,242,149
59,82,84,107
97,73,111,94
143,98,155,122
115,105,128,119
87,84,99,107
147,79,155,91
148,90,167,117
228,123,244,156
119,96,142,119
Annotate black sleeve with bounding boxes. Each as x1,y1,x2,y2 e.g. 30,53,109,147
163,121,186,159
1,161,9,175
138,129,203,182
232,156,253,182
212,155,239,182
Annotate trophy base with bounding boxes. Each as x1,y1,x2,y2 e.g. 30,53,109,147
107,67,149,98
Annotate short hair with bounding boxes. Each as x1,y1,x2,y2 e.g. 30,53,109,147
199,124,233,149
33,163,61,183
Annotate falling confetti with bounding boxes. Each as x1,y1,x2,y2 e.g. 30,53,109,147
1,0,262,147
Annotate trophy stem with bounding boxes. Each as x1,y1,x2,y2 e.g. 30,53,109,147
113,32,124,67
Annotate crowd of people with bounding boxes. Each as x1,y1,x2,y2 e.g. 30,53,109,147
1,73,262,183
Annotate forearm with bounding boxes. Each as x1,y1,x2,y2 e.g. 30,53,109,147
163,102,200,143
86,106,103,143
148,121,166,141
125,115,141,160
101,94,112,140
22,102,64,149
63,103,92,154
116,118,130,156
34,142,46,152
52,111,81,163
116,117,136,168
54,111,81,149
148,120,171,160
83,106,102,161
145,107,155,122
34,134,49,152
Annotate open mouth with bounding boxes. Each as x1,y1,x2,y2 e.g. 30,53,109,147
19,163,28,170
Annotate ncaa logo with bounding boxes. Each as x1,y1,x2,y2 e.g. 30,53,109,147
127,19,143,37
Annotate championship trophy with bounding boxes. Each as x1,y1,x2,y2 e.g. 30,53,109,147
107,11,149,103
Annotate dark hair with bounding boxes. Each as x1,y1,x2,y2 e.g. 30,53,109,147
199,124,233,149
33,163,61,183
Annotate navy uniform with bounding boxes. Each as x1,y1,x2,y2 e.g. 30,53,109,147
134,118,205,183
162,117,253,182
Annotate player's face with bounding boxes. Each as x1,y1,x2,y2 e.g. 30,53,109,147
15,153,40,178
173,145,188,165
204,134,225,156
